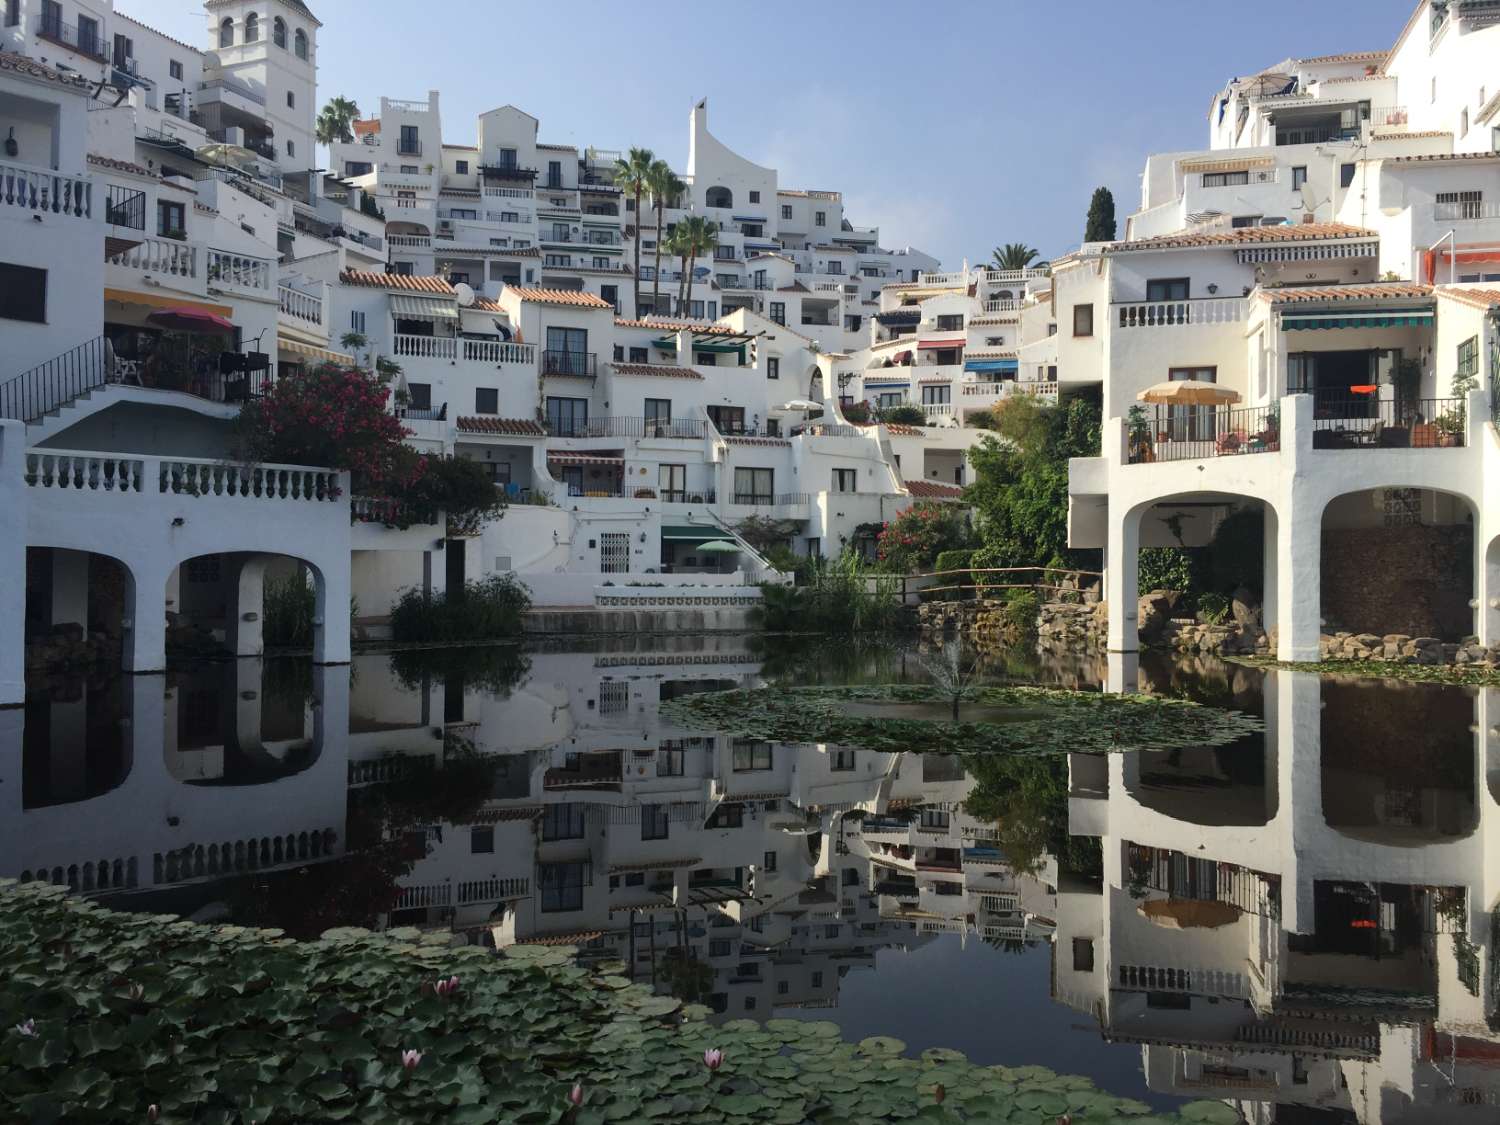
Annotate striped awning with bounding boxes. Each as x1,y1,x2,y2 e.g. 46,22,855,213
278,337,356,366
104,288,232,318
1282,311,1435,330
547,451,623,466
390,294,458,319
918,338,964,350
965,358,1018,373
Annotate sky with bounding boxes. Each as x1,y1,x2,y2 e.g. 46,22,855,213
127,0,1418,268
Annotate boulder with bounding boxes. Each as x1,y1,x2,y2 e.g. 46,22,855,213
1138,591,1178,643
1230,587,1259,629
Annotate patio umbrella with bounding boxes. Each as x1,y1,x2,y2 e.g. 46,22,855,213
1138,899,1242,930
695,540,741,554
772,399,821,413
196,142,258,169
1137,381,1241,407
146,307,236,335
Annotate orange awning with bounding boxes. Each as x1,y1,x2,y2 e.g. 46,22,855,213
104,288,232,318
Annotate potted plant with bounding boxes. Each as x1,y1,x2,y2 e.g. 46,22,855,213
1434,410,1464,445
1127,404,1153,461
1391,355,1423,421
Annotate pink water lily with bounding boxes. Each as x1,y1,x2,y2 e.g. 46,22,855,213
568,1083,584,1106
146,1107,159,1123
703,1047,723,1071
14,1019,36,1038
435,974,461,998
401,1049,423,1071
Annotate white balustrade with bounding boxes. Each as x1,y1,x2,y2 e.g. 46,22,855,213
159,458,340,501
393,333,457,359
25,452,144,493
457,877,530,904
0,160,92,218
383,98,431,113
982,299,1021,312
394,882,452,909
961,382,1004,396
1115,297,1246,328
482,186,533,199
108,235,198,280
278,284,323,325
462,338,536,364
387,234,432,249
923,403,954,417
207,248,271,292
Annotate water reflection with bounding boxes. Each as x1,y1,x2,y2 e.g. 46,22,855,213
3,642,1498,1120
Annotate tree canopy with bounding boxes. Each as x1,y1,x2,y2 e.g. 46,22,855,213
1084,187,1117,243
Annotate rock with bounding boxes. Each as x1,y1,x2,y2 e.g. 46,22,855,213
1137,591,1178,643
1230,587,1259,629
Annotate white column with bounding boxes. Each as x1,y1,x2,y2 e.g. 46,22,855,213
1261,505,1279,641
1277,669,1322,934
1274,394,1320,663
1476,533,1500,648
1104,651,1140,695
50,548,90,631
123,562,168,675
1105,503,1140,652
226,556,266,658
313,560,351,665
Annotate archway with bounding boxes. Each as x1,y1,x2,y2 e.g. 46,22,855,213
168,552,331,659
704,185,732,209
23,546,135,669
165,661,319,786
1319,487,1476,643
1126,742,1276,827
22,674,132,810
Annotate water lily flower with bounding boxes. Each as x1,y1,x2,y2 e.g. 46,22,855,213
14,1019,36,1038
147,1106,159,1123
447,975,460,993
401,1049,423,1071
703,1048,723,1071
568,1083,584,1106
934,1083,945,1104
435,978,449,998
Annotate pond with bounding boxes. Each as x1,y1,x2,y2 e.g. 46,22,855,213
3,635,1496,1122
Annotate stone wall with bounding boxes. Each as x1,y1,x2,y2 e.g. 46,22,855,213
1320,525,1473,641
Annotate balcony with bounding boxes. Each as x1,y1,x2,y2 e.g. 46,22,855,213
1115,297,1247,328
549,417,707,439
542,350,597,377
461,338,534,364
397,140,423,157
1129,404,1280,464
386,234,432,250
206,249,272,295
35,15,108,61
103,185,146,230
1435,200,1500,221
982,299,1021,313
108,236,200,284
392,334,457,360
278,284,323,326
1,161,92,219
1311,397,1467,449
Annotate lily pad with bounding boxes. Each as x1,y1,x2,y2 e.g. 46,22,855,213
858,1035,907,1056
1181,1103,1243,1125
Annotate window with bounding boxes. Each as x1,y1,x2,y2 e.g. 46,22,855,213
286,139,295,158
658,747,685,776
1201,171,1249,188
694,351,718,366
470,826,494,853
833,468,857,492
628,346,648,363
4,0,17,27
815,211,826,226
244,12,259,42
935,314,963,331
733,468,773,505
542,803,586,841
762,850,778,873
0,263,46,323
1231,215,1262,229
286,90,294,108
1072,303,1094,337
112,33,132,69
475,387,498,414
1291,165,1308,191
708,405,745,433
769,302,785,325
218,16,233,47
538,860,589,912
921,385,950,405
406,382,432,411
658,463,686,500
744,997,756,1012
1145,278,1189,301
709,939,732,957
641,805,669,841
293,28,308,59
272,16,286,47
766,357,779,380
1458,335,1479,378
156,200,186,237
1438,190,1484,219
748,190,760,204
781,204,793,220
918,808,950,830
830,749,855,771
545,254,571,268
732,742,773,771
706,803,743,829
169,59,183,79
545,396,589,437
455,159,469,175
644,398,672,433
1339,163,1356,189
811,971,824,988
350,310,365,334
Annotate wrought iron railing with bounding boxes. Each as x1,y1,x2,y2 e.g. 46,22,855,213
541,350,597,377
1311,396,1467,449
104,184,146,229
1128,404,1281,464
1,337,109,422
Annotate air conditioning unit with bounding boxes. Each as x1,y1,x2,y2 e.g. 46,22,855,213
437,219,453,232
223,126,246,146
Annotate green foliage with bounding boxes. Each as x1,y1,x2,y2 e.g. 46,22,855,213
933,549,975,600
1002,588,1040,637
962,754,1067,878
876,502,971,574
733,515,801,554
877,404,928,426
990,243,1040,271
390,574,530,643
1204,507,1264,598
662,683,1263,758
263,573,315,647
1138,548,1196,595
964,408,998,431
387,644,531,697
966,394,1102,572
752,554,903,634
0,878,1219,1124
1084,187,1117,243
392,456,506,536
840,401,873,425
762,544,815,583
1196,592,1230,625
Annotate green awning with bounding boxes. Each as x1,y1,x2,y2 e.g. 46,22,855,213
661,525,720,540
652,337,748,358
1282,312,1434,330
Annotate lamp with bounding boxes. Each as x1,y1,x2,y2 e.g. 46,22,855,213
1206,284,1218,295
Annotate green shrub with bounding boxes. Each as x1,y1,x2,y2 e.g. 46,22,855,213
878,404,928,426
1002,588,1040,636
763,544,815,583
1138,547,1196,595
1204,508,1264,598
933,548,975,601
263,574,315,647
390,573,530,643
876,502,971,574
752,554,903,634
1197,591,1230,625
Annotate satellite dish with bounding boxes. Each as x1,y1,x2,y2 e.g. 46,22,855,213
454,282,476,307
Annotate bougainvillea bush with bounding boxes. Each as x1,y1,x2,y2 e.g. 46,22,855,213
875,501,971,574
0,880,1240,1124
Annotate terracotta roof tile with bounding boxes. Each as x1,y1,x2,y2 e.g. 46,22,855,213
535,143,578,152
962,349,1018,358
505,287,613,308
340,270,455,293
88,153,156,179
1110,222,1376,253
1387,152,1500,164
1436,287,1500,310
722,435,791,447
470,297,506,312
1372,130,1452,139
117,11,199,53
614,317,738,336
609,362,704,380
1298,49,1388,65
864,422,925,437
442,143,478,151
0,50,95,91
1259,282,1432,303
777,281,810,292
456,416,545,436
352,119,380,137
905,479,965,500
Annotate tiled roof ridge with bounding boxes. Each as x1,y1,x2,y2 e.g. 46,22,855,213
1109,222,1376,253
340,269,455,293
455,416,545,436
505,287,613,308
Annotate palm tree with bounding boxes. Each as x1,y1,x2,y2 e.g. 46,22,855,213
613,147,655,318
646,160,686,318
679,215,719,320
991,242,1040,271
315,96,360,147
665,225,693,316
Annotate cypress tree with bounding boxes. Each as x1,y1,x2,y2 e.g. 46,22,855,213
1084,187,1117,243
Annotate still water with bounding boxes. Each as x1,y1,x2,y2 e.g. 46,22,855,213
4,637,1497,1123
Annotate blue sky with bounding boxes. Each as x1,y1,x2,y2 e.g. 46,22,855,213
130,0,1417,267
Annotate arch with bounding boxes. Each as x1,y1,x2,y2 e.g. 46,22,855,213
995,289,1014,301
272,15,286,47
1125,744,1277,827
293,27,308,59
1482,533,1500,647
704,185,732,209
243,12,259,42
218,16,234,47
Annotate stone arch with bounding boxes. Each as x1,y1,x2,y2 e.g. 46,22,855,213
218,16,234,47
167,551,333,660
704,185,732,209
1482,533,1500,646
23,545,138,668
1316,485,1479,643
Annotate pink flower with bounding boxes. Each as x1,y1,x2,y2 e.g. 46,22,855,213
703,1047,724,1071
568,1083,584,1106
401,1049,423,1072
147,1107,159,1123
14,1019,36,1038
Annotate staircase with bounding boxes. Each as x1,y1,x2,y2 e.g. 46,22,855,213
0,337,110,424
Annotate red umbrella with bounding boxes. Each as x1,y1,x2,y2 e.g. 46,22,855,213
146,307,236,335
